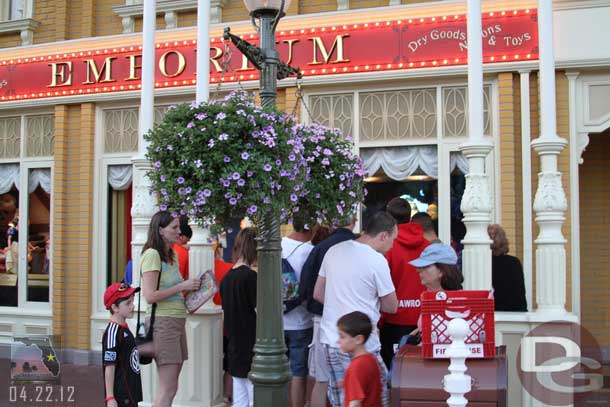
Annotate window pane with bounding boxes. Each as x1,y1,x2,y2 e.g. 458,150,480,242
27,168,51,303
9,0,25,20
443,86,492,137
360,88,437,141
25,115,54,157
309,94,354,139
0,188,19,306
104,109,138,153
0,117,21,159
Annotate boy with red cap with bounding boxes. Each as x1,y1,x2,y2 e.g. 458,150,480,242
102,282,143,407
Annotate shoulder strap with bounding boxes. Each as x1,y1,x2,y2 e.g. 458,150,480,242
285,241,307,260
136,251,162,335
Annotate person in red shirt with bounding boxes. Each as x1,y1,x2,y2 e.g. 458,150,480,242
337,311,382,407
212,238,233,306
172,216,192,281
380,198,430,369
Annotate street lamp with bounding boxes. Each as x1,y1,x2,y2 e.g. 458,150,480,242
224,1,301,405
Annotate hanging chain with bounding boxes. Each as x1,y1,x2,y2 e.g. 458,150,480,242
292,75,314,121
213,38,233,98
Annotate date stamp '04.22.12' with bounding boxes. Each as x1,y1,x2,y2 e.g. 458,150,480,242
6,335,78,407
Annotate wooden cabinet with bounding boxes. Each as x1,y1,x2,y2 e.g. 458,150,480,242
391,345,507,407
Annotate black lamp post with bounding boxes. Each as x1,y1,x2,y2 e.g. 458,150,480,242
224,1,301,405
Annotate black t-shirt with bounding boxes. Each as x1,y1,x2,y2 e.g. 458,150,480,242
102,322,143,407
219,265,257,378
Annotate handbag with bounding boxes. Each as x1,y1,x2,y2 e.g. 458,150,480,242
184,269,218,314
135,266,161,365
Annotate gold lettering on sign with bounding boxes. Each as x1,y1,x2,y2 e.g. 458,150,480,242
308,34,350,65
283,39,299,65
126,54,142,81
236,53,255,72
83,57,117,84
210,47,223,73
48,62,73,87
159,51,186,78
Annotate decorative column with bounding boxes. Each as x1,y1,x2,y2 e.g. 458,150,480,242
132,0,157,405
444,318,472,407
173,1,224,405
520,70,534,311
459,0,493,291
532,0,568,316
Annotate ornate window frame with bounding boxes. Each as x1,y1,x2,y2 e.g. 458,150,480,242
304,79,500,240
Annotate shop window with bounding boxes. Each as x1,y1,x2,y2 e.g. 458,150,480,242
0,112,53,309
360,88,437,141
307,83,496,245
103,108,139,154
107,165,132,286
309,94,354,139
443,86,492,137
0,116,20,159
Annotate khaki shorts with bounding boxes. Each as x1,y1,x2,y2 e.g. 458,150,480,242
308,315,330,382
150,316,188,365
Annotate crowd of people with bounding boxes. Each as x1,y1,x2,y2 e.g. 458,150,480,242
101,199,527,407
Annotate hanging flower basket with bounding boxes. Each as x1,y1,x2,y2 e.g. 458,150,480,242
145,90,365,228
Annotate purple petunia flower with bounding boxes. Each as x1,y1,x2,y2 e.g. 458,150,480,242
153,161,161,169
321,158,330,166
275,159,282,166
247,205,258,214
229,197,238,205
195,113,207,120
290,194,298,203
203,189,212,197
160,204,168,211
231,172,240,180
177,177,185,184
224,156,231,163
208,139,215,148
219,133,229,141
187,122,195,129
237,179,246,187
216,112,226,121
160,175,166,182
263,164,272,172
323,148,333,155
241,152,250,160
221,179,231,187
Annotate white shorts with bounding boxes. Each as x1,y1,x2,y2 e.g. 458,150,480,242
308,315,330,382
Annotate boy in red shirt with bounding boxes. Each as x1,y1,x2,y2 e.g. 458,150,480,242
337,311,382,407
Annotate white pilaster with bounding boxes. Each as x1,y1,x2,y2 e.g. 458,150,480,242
532,0,569,316
519,70,533,312
566,71,581,318
134,0,158,405
459,0,493,291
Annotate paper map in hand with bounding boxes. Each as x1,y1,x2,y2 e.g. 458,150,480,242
184,269,218,314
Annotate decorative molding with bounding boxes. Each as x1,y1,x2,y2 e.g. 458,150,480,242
553,0,610,11
113,0,228,33
577,132,590,164
533,172,568,213
0,18,40,45
460,173,493,214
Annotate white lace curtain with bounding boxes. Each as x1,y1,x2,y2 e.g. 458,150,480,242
361,146,438,179
0,165,52,194
29,169,52,193
108,165,132,191
0,164,19,194
450,152,469,174
361,147,470,180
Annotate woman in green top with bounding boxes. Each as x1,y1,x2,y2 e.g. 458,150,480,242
141,211,201,407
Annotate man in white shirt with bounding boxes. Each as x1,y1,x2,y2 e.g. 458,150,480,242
313,211,399,407
282,215,314,407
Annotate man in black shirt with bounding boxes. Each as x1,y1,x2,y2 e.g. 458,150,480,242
102,282,143,407
298,219,356,407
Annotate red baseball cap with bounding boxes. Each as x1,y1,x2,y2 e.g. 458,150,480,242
104,282,140,309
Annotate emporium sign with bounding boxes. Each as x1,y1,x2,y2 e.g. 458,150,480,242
0,9,537,102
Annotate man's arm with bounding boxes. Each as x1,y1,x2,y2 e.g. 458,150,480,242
313,276,326,304
348,401,362,407
380,291,398,314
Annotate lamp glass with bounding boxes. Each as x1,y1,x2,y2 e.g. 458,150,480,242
242,0,292,13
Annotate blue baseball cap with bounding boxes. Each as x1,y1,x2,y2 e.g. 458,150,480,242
409,243,458,267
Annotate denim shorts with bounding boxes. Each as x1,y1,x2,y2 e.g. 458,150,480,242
285,328,313,377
